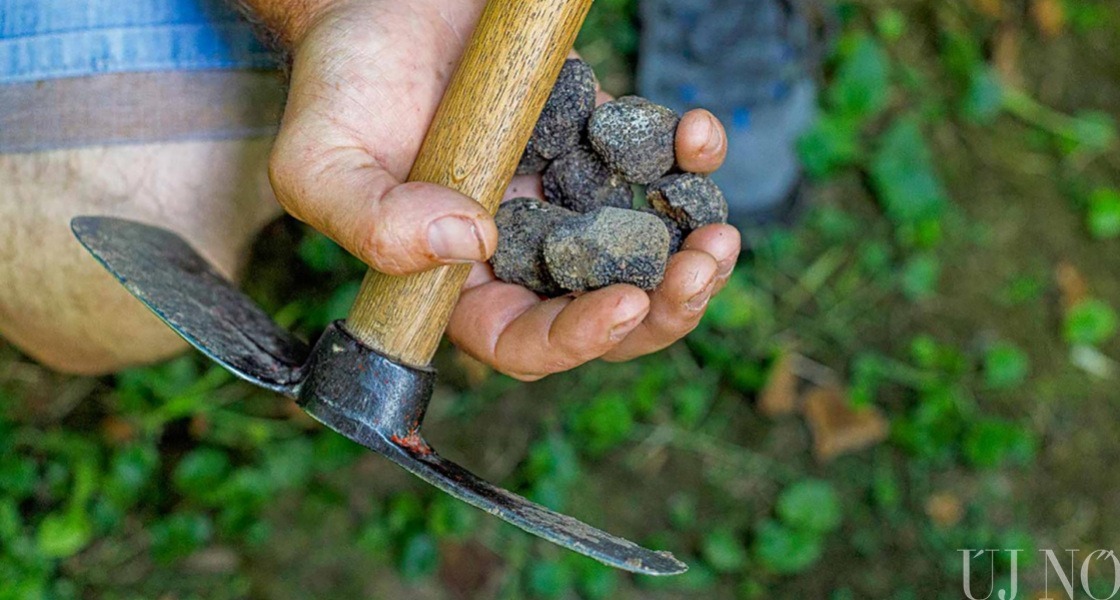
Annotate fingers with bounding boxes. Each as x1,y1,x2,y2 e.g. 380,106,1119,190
603,224,741,362
448,282,650,381
675,109,728,174
270,133,497,276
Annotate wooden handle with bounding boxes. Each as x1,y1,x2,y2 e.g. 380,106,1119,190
344,0,594,367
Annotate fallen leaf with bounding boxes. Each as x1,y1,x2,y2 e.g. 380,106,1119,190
101,416,136,445
974,0,1004,18
1055,261,1089,310
759,350,800,417
802,386,889,462
925,492,964,527
439,539,504,599
1031,0,1066,38
993,23,1023,87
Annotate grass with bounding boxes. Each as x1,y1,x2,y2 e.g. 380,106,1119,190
3,0,1120,598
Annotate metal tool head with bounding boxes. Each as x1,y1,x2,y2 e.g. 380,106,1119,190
71,216,687,576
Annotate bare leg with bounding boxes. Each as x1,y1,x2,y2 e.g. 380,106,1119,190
0,138,282,374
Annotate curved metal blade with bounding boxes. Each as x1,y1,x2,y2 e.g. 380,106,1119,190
71,216,309,395
305,397,687,576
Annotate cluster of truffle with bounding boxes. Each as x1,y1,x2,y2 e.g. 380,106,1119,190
491,59,729,296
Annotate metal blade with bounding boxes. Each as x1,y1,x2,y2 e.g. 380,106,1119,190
71,217,309,395
299,323,688,576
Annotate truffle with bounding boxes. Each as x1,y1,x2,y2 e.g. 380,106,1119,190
588,96,679,184
516,137,550,176
544,207,671,291
542,148,633,213
647,173,728,232
640,207,684,254
491,198,577,296
527,58,597,160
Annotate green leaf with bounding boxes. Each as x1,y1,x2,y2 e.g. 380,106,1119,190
397,532,439,581
574,559,618,600
1064,299,1119,346
870,118,949,226
964,419,1036,469
875,8,906,41
0,454,37,499
701,529,749,573
36,511,92,559
776,480,842,534
149,512,212,563
828,34,891,120
1069,111,1117,153
427,494,476,540
983,342,1030,390
962,65,1004,124
173,447,231,498
569,393,634,455
753,520,823,575
797,114,862,178
900,253,941,301
526,560,573,599
103,444,158,509
1087,188,1120,240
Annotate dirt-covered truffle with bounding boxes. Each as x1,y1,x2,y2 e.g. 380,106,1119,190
544,207,671,291
526,58,597,161
516,137,550,176
647,173,728,232
542,148,633,213
491,198,577,295
640,208,684,254
588,96,679,184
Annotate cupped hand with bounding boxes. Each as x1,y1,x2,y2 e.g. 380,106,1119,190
269,0,741,381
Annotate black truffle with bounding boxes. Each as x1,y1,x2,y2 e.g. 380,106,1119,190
527,58,597,160
516,137,550,176
588,96,679,184
542,148,633,213
491,198,577,296
647,173,729,232
544,207,671,292
640,207,684,254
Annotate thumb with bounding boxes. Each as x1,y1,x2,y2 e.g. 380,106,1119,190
270,139,496,276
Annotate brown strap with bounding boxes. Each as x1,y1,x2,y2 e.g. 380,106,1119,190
0,70,286,154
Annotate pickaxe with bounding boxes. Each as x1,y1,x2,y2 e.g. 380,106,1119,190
71,0,686,575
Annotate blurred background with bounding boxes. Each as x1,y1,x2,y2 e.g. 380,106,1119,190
3,0,1120,598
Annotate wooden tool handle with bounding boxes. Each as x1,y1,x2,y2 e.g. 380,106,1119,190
344,0,593,368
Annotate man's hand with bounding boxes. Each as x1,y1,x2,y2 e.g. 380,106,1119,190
255,0,741,380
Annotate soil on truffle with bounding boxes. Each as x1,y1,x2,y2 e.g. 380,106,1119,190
544,207,671,291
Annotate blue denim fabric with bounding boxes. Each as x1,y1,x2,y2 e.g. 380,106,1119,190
0,0,276,84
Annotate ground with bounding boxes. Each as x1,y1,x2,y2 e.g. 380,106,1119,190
2,0,1120,599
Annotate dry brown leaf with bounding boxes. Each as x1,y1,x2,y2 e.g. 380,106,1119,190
802,386,889,462
1031,0,1066,38
101,415,136,445
993,24,1023,87
758,350,799,417
1055,261,1090,310
925,492,965,527
974,0,1004,19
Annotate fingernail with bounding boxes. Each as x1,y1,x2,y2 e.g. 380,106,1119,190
609,315,643,342
701,112,722,155
428,216,487,262
717,258,735,279
685,281,715,312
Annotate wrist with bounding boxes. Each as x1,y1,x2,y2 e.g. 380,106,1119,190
232,0,343,49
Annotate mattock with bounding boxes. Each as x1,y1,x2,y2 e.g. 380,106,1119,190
71,0,687,575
